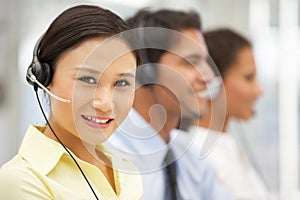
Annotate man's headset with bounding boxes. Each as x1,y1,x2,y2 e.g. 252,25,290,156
135,25,158,86
26,36,70,103
136,26,221,119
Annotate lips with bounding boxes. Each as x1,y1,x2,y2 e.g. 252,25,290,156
81,115,113,129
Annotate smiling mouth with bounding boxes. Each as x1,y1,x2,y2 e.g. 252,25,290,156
81,115,113,125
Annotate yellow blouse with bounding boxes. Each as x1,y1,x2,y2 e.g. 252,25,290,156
0,125,142,200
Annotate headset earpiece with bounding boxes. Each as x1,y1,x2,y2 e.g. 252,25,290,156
136,26,157,86
136,56,157,86
26,35,53,89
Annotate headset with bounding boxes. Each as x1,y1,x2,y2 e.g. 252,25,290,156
26,35,52,90
26,36,70,103
135,25,157,86
26,36,100,200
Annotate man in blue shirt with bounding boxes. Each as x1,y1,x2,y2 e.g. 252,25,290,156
105,9,232,200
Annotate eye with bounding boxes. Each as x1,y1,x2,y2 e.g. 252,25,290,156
244,74,255,81
77,76,97,84
189,59,201,66
114,79,130,87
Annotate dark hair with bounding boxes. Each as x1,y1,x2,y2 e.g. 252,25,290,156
204,28,251,77
38,5,141,77
126,9,202,63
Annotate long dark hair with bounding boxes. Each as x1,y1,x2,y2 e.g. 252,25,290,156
38,5,141,81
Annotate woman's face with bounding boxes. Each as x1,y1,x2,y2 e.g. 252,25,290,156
223,47,263,120
48,37,137,144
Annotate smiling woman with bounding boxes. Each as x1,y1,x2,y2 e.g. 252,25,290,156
0,5,142,200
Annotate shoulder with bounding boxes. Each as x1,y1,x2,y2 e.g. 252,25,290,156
0,156,52,199
117,166,143,200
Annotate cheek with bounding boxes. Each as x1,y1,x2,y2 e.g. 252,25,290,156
51,100,74,127
113,91,135,123
225,81,253,117
230,86,246,100
127,93,135,110
224,81,244,112
175,68,195,86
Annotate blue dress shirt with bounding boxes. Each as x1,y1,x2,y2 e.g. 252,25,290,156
105,109,232,200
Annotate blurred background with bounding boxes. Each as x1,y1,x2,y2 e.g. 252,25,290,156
0,0,299,199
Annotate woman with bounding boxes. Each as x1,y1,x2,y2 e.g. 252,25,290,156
187,29,267,199
0,5,142,200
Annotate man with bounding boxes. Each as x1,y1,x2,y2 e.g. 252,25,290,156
105,9,232,200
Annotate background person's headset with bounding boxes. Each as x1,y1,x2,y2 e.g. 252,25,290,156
25,35,101,200
135,25,222,120
135,23,158,86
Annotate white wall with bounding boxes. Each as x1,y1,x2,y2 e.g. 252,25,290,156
0,0,19,165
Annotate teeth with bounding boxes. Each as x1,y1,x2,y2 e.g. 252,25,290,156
198,91,208,98
95,119,109,123
84,116,110,124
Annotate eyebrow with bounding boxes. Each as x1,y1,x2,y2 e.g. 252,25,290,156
73,67,135,78
185,54,202,61
119,73,135,78
73,67,101,74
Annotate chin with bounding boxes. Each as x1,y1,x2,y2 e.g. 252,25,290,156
239,113,253,121
77,125,114,145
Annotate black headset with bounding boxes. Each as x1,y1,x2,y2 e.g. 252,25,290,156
26,35,53,89
135,21,157,86
136,52,157,86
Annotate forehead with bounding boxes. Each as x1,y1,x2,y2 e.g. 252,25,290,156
85,37,134,67
56,37,136,73
166,28,208,58
233,47,256,69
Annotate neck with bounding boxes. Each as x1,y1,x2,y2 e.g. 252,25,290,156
198,95,229,133
43,116,116,191
43,115,93,159
133,86,180,143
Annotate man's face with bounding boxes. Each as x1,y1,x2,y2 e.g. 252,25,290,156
155,28,215,119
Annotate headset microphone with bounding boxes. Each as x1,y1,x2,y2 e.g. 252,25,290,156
198,76,222,100
27,74,70,103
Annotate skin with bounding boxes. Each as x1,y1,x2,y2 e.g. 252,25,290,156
198,46,263,132
43,37,137,190
134,28,215,142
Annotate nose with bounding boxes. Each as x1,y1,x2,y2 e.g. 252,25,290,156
255,81,263,97
195,59,215,84
92,86,113,113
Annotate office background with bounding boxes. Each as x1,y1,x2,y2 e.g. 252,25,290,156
0,0,299,199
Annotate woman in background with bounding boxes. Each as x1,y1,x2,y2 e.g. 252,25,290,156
189,28,267,199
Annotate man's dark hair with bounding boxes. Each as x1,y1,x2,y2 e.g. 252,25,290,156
126,9,202,63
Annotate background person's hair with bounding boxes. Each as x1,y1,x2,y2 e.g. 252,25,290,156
38,4,141,82
204,28,251,77
126,9,202,64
